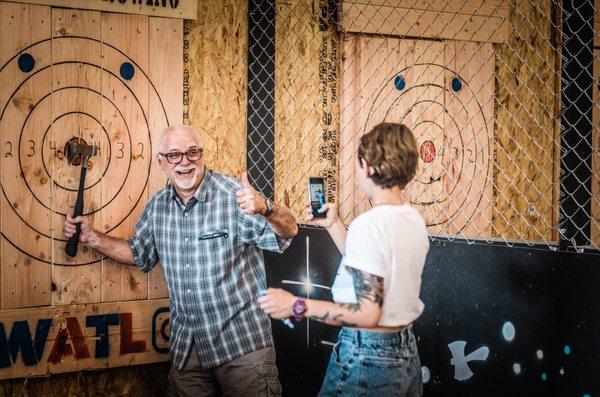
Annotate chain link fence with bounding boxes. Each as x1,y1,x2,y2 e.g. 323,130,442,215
264,0,600,254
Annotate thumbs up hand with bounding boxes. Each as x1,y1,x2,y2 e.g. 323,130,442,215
236,171,268,215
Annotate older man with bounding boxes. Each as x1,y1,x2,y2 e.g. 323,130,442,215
64,125,298,396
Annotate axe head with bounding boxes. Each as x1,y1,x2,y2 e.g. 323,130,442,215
66,140,99,165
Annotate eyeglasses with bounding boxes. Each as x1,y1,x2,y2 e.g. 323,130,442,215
159,148,203,164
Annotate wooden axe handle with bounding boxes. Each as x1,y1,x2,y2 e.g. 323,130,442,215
65,165,88,257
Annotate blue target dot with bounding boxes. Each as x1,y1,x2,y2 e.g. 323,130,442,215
120,62,135,81
394,75,406,91
541,372,548,381
451,77,463,92
18,53,35,73
563,345,571,355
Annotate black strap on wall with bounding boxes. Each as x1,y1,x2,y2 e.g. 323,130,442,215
559,0,594,248
247,0,276,199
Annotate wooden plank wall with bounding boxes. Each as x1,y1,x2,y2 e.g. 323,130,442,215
184,0,248,179
8,0,198,19
147,16,182,299
274,0,339,217
50,8,104,305
339,36,494,236
340,0,559,241
100,12,149,303
0,2,53,310
0,1,179,379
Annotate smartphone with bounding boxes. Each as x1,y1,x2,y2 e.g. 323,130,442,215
309,177,327,217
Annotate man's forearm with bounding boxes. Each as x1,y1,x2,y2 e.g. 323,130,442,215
88,233,136,265
266,203,298,238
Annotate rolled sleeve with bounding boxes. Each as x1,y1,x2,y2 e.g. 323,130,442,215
239,213,291,253
127,200,159,272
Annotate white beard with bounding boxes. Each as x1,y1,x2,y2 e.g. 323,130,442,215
172,166,199,190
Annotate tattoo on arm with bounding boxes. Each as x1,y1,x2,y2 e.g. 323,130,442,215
338,302,360,313
348,267,384,308
309,310,330,322
308,268,383,327
331,314,356,327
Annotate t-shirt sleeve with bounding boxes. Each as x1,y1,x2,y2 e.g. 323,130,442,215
127,198,159,273
342,219,386,277
237,210,292,253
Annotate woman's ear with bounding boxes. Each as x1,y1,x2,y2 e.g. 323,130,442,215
360,158,375,177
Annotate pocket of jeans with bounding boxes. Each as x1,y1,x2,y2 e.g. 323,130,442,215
331,340,343,365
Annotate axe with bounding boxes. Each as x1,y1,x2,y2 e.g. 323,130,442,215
65,140,99,257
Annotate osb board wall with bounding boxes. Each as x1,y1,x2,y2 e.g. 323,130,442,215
184,0,248,179
339,36,495,236
494,0,558,242
0,2,180,379
274,0,339,216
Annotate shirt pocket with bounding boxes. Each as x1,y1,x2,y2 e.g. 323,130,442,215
197,229,236,265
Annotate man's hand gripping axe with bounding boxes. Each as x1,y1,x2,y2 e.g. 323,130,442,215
65,140,99,257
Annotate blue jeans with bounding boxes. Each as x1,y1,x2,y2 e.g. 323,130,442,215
318,327,422,397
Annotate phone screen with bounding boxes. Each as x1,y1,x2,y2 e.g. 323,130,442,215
309,177,326,217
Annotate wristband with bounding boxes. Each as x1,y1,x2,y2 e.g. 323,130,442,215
292,297,307,321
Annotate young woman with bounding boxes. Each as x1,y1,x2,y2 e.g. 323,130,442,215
258,123,429,396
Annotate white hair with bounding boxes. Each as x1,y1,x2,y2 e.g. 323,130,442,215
155,124,201,154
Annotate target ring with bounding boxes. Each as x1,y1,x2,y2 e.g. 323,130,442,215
0,36,170,265
39,111,113,193
365,63,491,231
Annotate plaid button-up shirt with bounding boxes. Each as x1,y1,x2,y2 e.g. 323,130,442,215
128,168,291,369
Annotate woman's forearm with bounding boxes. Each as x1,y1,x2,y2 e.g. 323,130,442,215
304,298,380,328
326,219,347,254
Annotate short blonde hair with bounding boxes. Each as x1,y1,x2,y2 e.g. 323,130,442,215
357,123,419,189
155,124,200,154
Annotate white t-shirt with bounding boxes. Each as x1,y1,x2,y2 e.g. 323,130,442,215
331,205,429,327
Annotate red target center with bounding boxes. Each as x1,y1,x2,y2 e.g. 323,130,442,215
419,140,436,163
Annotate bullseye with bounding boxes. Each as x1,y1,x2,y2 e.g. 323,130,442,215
420,140,436,163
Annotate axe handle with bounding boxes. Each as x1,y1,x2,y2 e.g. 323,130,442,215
65,165,88,257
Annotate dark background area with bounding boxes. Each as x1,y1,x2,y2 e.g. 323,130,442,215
265,226,600,397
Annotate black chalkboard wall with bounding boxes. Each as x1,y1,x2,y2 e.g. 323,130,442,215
264,226,600,397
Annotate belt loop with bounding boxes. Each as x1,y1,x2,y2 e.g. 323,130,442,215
355,329,361,346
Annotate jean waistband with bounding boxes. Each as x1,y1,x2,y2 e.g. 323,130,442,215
339,326,414,345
